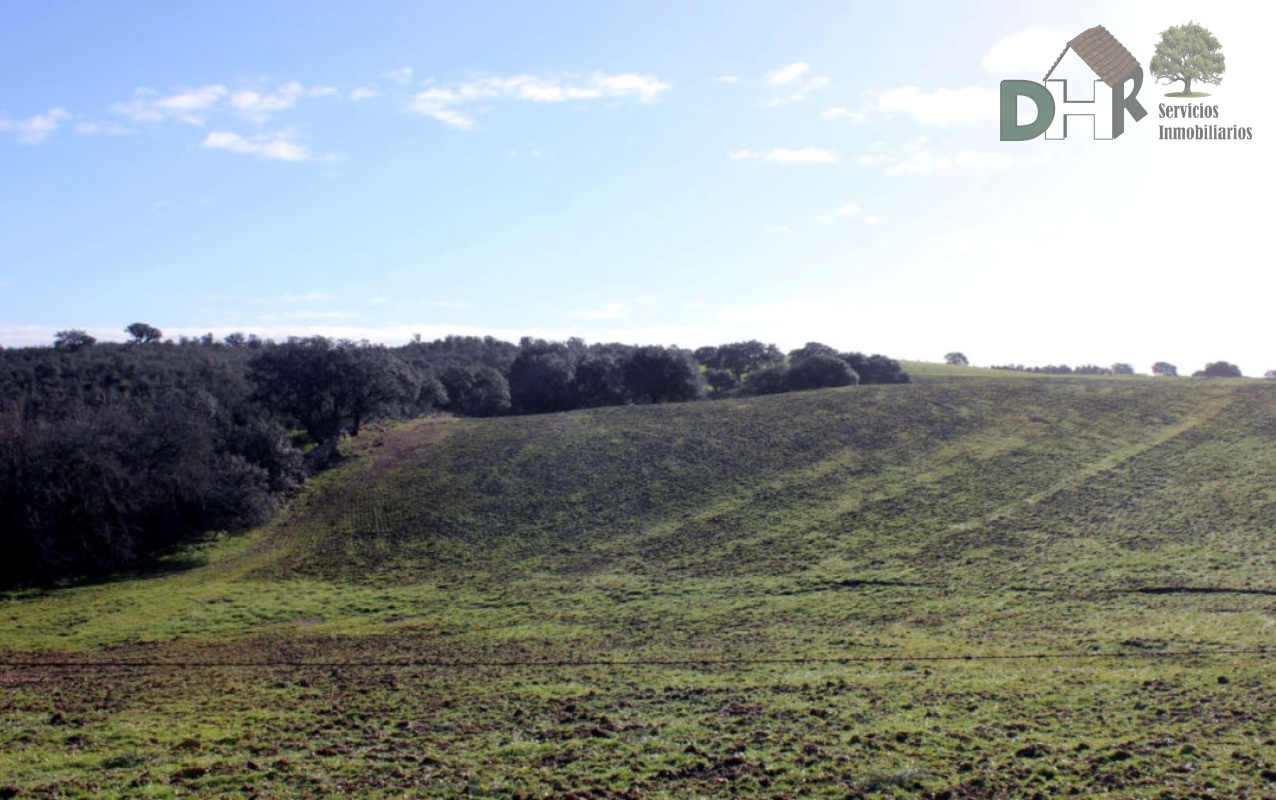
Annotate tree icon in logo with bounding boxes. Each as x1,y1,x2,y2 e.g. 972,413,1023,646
1150,21,1225,97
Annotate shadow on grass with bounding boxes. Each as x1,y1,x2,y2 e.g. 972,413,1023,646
1134,586,1276,597
0,544,217,599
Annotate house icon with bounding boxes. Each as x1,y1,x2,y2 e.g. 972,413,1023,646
1039,25,1143,139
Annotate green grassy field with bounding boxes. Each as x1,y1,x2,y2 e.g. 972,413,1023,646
3,367,1275,797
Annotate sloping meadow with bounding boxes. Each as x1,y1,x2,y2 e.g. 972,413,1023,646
3,374,1276,796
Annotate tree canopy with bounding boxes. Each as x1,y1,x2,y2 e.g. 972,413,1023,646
1195,361,1242,378
125,322,164,344
53,329,97,351
1150,21,1225,94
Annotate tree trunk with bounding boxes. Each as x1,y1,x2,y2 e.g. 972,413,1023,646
1182,77,1192,94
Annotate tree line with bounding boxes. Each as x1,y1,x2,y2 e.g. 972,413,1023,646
0,327,908,586
987,361,1245,378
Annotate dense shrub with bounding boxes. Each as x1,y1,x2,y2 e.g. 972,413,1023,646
788,353,859,390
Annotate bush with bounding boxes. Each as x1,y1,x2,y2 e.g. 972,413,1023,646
1196,361,1242,378
788,354,859,390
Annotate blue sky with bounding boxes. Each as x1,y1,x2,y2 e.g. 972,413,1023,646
2,0,1272,373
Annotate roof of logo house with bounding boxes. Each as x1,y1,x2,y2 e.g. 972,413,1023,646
1043,25,1141,88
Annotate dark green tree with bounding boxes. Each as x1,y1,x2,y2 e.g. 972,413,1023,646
842,352,911,384
745,365,791,395
1150,21,1225,95
944,352,969,366
788,354,859,390
248,337,421,445
125,322,163,344
1111,363,1135,376
788,342,839,363
704,368,738,396
621,346,704,404
706,341,784,381
53,329,96,351
1152,361,1178,377
571,350,629,408
439,365,511,417
1196,361,1242,378
508,338,580,414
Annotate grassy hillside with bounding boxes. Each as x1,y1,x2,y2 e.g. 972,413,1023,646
3,372,1276,797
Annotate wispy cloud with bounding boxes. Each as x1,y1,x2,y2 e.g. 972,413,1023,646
819,106,863,121
227,81,309,122
764,62,829,105
729,147,840,164
767,62,810,86
875,86,998,124
411,72,671,130
114,86,229,125
982,28,1071,74
349,87,380,101
819,203,861,223
385,67,415,85
715,75,741,83
74,121,134,136
202,130,311,161
284,291,331,302
113,81,338,125
0,108,71,143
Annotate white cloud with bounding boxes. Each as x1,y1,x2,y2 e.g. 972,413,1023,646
715,75,741,83
982,28,1072,75
730,147,839,164
284,291,331,302
227,81,308,122
368,297,389,305
203,130,311,161
412,89,475,130
820,106,863,121
819,203,861,223
764,62,829,105
0,108,71,143
113,85,228,124
74,121,134,135
590,73,669,102
866,215,883,225
767,62,810,86
875,86,999,124
410,72,671,129
113,81,337,126
349,87,380,101
385,67,415,85
425,300,473,310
